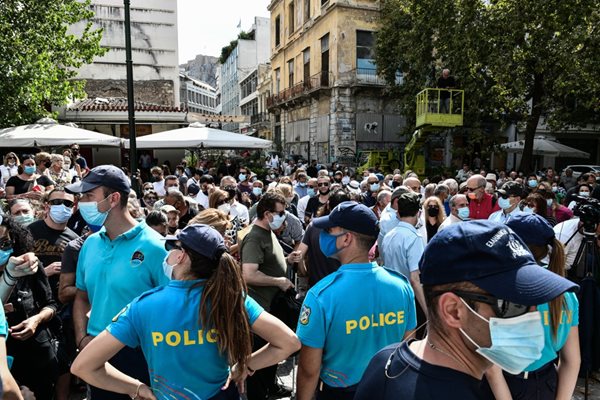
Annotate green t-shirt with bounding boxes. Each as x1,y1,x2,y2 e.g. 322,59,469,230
240,224,287,310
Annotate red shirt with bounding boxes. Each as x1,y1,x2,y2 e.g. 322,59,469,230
469,192,500,220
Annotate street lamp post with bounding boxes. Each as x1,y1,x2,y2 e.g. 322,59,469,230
124,0,138,195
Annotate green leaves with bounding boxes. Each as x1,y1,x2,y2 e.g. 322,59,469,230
0,0,105,127
377,0,600,170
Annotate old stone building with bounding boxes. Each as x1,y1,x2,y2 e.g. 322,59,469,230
70,0,180,106
267,0,404,163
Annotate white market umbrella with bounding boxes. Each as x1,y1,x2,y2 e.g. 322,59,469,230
501,137,590,159
123,122,272,149
0,118,122,147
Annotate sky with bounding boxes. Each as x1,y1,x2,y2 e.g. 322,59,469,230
177,0,271,64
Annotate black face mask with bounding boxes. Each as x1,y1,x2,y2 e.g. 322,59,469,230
392,181,401,188
428,207,440,217
168,226,177,234
44,161,51,168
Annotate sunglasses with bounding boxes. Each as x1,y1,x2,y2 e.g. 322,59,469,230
49,199,74,208
433,290,528,318
466,186,482,192
270,210,286,217
165,241,183,252
145,197,157,202
318,183,330,187
6,156,15,160
0,238,13,252
499,194,516,200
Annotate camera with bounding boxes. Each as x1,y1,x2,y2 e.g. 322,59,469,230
573,195,600,233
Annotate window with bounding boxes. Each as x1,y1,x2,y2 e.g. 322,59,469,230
303,48,310,84
356,30,376,71
275,68,281,93
321,0,328,5
304,0,310,22
288,1,295,35
288,59,295,87
275,15,281,47
321,34,330,86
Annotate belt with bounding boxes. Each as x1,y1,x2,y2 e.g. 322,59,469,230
510,361,555,380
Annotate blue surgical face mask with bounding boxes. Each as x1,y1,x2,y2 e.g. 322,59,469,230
579,191,590,198
551,187,558,193
0,248,13,266
370,183,380,192
459,299,545,375
268,213,286,230
162,253,176,279
546,199,553,207
238,173,247,182
79,196,111,231
307,188,316,197
522,206,534,214
14,214,34,226
498,197,512,210
458,207,470,220
319,231,346,258
299,182,306,187
24,165,35,175
252,187,263,196
528,179,538,188
49,204,73,224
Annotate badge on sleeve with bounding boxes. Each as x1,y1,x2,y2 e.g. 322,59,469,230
300,305,311,325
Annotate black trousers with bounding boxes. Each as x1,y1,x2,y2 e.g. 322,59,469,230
246,334,278,400
316,382,357,400
89,346,150,400
481,362,557,400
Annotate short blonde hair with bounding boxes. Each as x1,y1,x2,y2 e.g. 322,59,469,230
188,208,230,236
50,154,64,163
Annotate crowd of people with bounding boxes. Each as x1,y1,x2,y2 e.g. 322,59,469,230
0,147,592,400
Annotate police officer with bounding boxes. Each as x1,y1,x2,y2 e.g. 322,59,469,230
71,224,300,400
296,202,417,400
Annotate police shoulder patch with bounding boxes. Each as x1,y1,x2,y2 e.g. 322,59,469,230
300,304,311,325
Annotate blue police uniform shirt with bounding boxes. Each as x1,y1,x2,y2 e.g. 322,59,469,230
108,279,263,399
381,221,425,277
76,221,169,336
526,291,579,371
296,262,416,387
377,205,399,262
355,341,491,400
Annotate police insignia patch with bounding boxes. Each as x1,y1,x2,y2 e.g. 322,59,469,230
300,305,311,325
112,307,127,322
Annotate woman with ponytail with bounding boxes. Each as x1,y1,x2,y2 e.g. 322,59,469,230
71,224,300,400
484,214,580,400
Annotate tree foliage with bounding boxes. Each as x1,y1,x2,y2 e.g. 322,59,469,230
376,0,600,171
0,0,105,127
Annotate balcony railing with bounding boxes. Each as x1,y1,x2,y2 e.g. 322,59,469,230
267,72,332,108
250,112,270,124
339,68,389,86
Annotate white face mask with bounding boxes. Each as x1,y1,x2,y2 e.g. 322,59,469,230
268,212,286,230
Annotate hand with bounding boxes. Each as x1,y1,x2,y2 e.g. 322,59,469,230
6,253,39,278
241,192,250,202
276,277,294,291
222,363,253,394
135,384,156,400
287,250,302,264
10,316,40,341
26,191,44,200
44,261,61,277
4,303,14,313
0,187,5,198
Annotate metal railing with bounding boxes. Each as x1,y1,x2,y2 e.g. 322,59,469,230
250,112,270,124
267,72,332,108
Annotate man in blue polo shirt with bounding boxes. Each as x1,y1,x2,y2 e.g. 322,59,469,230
67,165,168,400
296,202,416,400
355,221,579,400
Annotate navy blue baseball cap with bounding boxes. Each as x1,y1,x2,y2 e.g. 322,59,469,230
506,214,555,246
174,224,227,260
420,220,578,305
312,201,379,237
66,165,131,194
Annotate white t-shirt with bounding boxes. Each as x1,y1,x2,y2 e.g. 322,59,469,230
0,164,18,188
195,190,209,209
230,201,249,225
153,180,166,197
297,195,311,220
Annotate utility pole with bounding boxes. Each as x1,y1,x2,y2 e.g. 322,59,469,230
124,0,138,195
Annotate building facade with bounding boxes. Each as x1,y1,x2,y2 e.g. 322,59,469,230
267,0,405,163
220,17,271,132
179,73,218,115
71,0,180,106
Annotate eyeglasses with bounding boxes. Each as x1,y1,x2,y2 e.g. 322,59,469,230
144,197,157,202
0,238,13,251
6,156,15,160
307,185,316,189
48,199,74,208
165,241,183,252
317,183,329,187
270,210,286,217
432,290,529,318
466,186,482,192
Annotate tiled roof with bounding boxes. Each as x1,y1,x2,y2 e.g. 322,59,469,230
68,98,185,113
